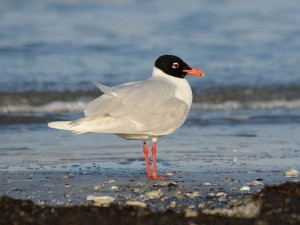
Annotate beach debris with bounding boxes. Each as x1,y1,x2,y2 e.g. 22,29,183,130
168,201,177,208
105,179,116,184
207,193,216,199
64,192,73,197
86,195,115,206
284,168,299,178
203,199,260,218
175,191,184,198
216,192,227,197
184,209,198,218
64,184,71,188
240,186,250,191
166,172,174,176
186,191,200,198
153,181,178,188
90,185,102,191
198,202,206,209
110,186,119,190
146,190,164,199
62,174,74,179
126,201,146,208
247,180,264,186
223,177,239,183
231,186,238,191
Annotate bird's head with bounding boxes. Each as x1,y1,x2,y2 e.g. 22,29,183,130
154,55,205,79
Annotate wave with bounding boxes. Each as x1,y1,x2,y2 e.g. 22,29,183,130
1,99,300,114
2,85,300,114
2,84,300,105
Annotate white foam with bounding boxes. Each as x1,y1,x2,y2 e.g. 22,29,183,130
2,99,300,114
1,101,87,114
192,99,300,111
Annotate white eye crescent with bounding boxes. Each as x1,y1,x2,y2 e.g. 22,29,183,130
172,62,179,69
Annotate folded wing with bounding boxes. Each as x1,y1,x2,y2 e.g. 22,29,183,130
49,79,190,136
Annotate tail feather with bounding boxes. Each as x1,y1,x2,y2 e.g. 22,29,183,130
48,121,72,130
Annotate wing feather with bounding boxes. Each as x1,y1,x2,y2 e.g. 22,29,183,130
75,79,190,135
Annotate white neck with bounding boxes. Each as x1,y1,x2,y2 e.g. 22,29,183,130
151,67,193,108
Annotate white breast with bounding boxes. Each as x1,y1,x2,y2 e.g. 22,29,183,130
151,67,193,109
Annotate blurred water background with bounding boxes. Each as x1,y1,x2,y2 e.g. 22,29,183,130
0,0,300,172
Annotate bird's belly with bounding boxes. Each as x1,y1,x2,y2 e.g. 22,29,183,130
115,133,163,140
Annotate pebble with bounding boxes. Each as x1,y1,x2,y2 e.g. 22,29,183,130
207,193,215,197
240,186,250,191
146,190,164,199
62,174,74,179
111,186,119,190
64,192,73,197
166,172,174,176
216,192,227,197
153,181,178,188
198,202,206,209
203,182,212,186
223,177,239,183
169,201,177,208
86,195,115,206
249,180,264,186
185,209,198,218
126,201,146,208
186,191,200,198
105,179,116,184
284,168,299,178
91,185,102,191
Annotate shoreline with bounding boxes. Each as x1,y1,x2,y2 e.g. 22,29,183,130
1,181,299,225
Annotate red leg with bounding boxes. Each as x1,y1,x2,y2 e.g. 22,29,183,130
143,141,151,177
150,140,167,179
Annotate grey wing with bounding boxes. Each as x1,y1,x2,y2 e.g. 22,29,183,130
81,80,189,135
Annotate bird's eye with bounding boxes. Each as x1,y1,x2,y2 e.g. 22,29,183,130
172,62,179,69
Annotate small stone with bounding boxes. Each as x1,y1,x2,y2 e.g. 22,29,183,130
64,192,73,197
169,201,177,208
223,177,239,183
231,186,238,191
186,191,200,198
249,180,264,186
216,192,227,197
198,202,206,209
284,169,299,178
86,195,115,206
111,186,119,190
203,182,212,186
240,186,250,191
91,185,102,191
126,201,146,208
153,181,168,187
146,190,164,199
185,209,198,218
106,179,116,184
207,193,215,197
62,174,74,179
166,172,174,176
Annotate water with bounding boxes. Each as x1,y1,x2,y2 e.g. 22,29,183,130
1,0,300,174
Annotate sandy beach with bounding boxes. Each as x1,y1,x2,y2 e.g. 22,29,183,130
1,171,299,225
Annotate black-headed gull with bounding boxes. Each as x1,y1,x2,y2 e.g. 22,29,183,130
48,55,204,179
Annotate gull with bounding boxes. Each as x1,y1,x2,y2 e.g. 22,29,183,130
48,55,204,178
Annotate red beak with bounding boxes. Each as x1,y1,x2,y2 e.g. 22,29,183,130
182,68,205,77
